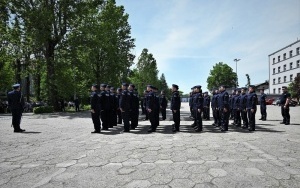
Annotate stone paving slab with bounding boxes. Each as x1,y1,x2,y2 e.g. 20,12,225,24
0,104,300,188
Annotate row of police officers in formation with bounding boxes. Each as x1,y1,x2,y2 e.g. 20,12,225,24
90,82,292,133
90,83,181,133
5,82,291,133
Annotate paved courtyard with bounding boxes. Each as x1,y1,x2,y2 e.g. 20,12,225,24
0,103,300,188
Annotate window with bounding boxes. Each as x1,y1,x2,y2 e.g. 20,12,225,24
290,50,293,57
284,76,286,82
278,88,281,94
273,68,275,74
297,47,300,55
278,56,281,62
273,89,276,94
278,77,281,83
297,60,300,68
283,53,286,60
283,64,286,71
273,79,275,84
290,62,293,69
278,66,281,73
273,58,275,64
290,74,293,81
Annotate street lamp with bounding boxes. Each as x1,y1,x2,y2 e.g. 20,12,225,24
233,58,240,87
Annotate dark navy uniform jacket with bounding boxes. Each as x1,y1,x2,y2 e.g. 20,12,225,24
233,94,241,110
217,90,229,109
130,90,139,110
171,91,181,111
203,95,210,108
280,92,291,106
246,92,257,110
91,91,100,112
146,91,157,111
159,95,167,109
120,89,131,111
7,90,25,110
192,92,203,110
110,93,118,110
211,94,218,109
189,93,194,107
239,93,247,110
260,93,267,106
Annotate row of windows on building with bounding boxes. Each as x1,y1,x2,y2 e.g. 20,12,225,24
273,88,283,94
273,74,294,85
272,47,300,64
272,60,300,74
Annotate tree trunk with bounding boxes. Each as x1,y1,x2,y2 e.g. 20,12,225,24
45,41,59,111
15,59,21,84
34,73,41,101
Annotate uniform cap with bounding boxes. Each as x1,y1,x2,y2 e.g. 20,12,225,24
92,84,99,89
100,84,107,88
220,85,227,88
241,87,247,90
122,83,129,87
117,88,122,92
110,87,115,90
129,84,135,88
194,85,201,89
172,84,179,89
106,85,111,88
249,85,256,89
282,86,287,89
12,83,20,89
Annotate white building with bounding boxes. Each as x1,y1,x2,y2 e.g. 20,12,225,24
269,39,300,95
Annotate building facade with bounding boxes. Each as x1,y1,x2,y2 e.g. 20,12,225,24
269,40,300,95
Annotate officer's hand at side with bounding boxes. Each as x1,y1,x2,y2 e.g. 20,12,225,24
148,109,152,113
198,109,201,113
91,109,95,113
251,109,254,113
173,110,177,113
224,108,228,112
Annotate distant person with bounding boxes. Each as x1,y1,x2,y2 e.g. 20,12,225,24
74,97,80,112
171,84,181,132
280,86,291,125
259,89,267,121
60,99,65,112
246,85,257,131
7,83,25,133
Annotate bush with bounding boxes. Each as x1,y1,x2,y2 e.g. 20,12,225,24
33,106,54,114
81,104,91,111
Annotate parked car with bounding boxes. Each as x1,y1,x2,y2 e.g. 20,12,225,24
289,99,298,107
272,98,281,106
266,98,275,105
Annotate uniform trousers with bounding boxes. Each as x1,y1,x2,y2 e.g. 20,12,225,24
11,109,22,131
91,111,101,132
281,106,290,123
172,110,180,130
247,109,256,130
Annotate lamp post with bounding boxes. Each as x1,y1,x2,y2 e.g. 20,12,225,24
233,58,240,87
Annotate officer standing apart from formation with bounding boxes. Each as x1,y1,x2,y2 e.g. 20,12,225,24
146,85,158,132
90,84,101,133
171,84,181,132
120,83,131,132
159,90,167,120
246,85,257,131
280,86,291,125
218,85,230,132
259,89,267,121
8,83,25,133
192,85,203,132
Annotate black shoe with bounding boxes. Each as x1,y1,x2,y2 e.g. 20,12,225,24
221,128,228,132
259,118,263,120
102,128,109,130
242,126,248,129
280,122,285,124
236,124,241,127
195,128,202,132
91,130,101,133
285,122,290,125
148,129,155,133
14,129,25,133
248,128,254,131
262,119,266,121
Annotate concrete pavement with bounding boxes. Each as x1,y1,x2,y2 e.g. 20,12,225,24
0,103,300,188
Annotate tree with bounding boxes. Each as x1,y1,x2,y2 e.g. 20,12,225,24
288,75,300,101
158,73,171,98
245,74,251,87
207,62,237,90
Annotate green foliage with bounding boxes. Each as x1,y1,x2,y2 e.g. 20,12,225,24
288,75,300,98
207,62,237,90
33,106,54,114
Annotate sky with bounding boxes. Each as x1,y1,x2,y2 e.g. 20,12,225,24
116,0,300,94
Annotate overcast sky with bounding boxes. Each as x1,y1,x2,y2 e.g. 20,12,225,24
116,0,300,94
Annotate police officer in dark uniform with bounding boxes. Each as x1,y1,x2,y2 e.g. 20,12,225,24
192,85,203,132
116,88,123,124
234,89,242,127
129,84,139,129
153,87,160,128
259,89,267,121
229,89,236,119
143,90,149,121
120,83,131,132
246,85,257,131
189,87,195,119
218,85,230,132
240,87,248,129
171,84,181,132
110,87,118,127
159,90,167,120
146,85,158,132
105,85,113,128
90,84,101,133
7,83,25,133
280,86,291,125
99,84,108,130
203,91,210,120
211,89,219,126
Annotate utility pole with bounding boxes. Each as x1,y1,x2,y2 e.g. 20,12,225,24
233,58,240,87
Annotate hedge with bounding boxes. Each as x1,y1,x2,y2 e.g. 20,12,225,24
33,106,54,114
